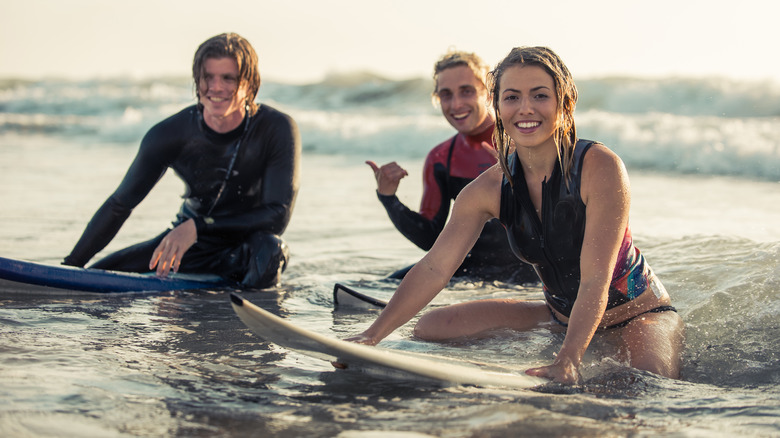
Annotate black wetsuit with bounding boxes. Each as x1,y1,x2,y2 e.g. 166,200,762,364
499,140,660,317
378,124,536,283
64,104,301,288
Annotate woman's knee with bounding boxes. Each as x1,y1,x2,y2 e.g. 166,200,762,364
413,307,454,341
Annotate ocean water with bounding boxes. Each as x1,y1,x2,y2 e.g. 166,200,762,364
1,74,779,437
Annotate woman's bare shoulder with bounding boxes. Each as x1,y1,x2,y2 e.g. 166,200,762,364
455,164,504,217
583,142,623,169
581,142,630,204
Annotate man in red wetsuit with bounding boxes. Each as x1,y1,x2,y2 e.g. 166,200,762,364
367,51,536,283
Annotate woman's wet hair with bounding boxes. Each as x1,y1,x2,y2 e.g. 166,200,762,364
487,46,578,186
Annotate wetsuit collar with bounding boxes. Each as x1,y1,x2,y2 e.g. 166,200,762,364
199,106,249,141
461,121,496,150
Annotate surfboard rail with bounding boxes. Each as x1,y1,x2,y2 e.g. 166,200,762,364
0,256,230,293
231,293,547,389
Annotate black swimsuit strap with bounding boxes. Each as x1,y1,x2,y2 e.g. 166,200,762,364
444,135,457,193
547,305,677,330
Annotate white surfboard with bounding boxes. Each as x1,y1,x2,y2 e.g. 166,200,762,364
230,293,547,389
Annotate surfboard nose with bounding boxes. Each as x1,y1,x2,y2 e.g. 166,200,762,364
230,293,244,306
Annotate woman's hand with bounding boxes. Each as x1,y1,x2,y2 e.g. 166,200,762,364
343,333,378,346
332,333,378,369
526,356,582,384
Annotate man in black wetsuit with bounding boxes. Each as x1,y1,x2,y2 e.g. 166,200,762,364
63,33,301,289
366,51,535,283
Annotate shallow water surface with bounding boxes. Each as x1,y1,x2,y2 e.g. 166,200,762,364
2,77,780,436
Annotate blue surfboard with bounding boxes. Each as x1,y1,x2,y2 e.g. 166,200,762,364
0,256,231,293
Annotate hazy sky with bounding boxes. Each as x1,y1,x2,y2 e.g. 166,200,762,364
1,0,778,83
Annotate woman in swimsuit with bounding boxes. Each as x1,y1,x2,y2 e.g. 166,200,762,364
347,46,685,384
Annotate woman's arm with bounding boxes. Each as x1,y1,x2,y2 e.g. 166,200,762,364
350,166,504,345
528,144,631,383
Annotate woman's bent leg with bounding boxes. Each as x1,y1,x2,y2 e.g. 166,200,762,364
617,310,685,378
414,299,550,341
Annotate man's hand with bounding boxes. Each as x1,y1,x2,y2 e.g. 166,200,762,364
149,219,197,277
366,160,408,196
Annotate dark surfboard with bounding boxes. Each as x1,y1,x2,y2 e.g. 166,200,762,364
333,283,387,308
0,256,230,293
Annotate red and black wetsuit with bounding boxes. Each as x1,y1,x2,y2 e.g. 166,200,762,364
378,123,536,282
63,104,301,288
